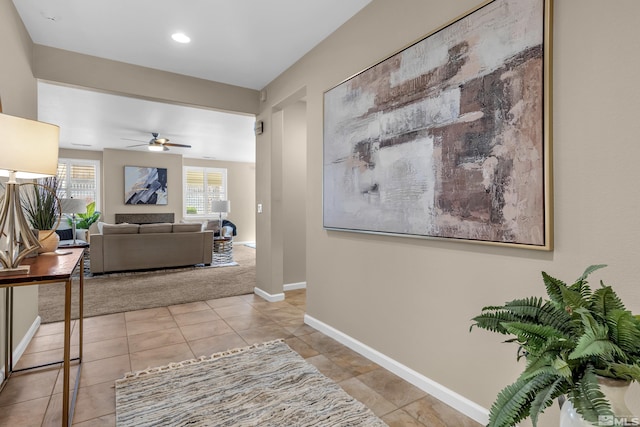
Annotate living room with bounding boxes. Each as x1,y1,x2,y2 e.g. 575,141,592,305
2,1,640,427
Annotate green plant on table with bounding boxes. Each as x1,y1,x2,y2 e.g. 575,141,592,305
470,264,640,427
21,176,60,230
67,201,101,229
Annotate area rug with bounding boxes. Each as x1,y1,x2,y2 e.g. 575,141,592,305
115,340,387,427
38,245,255,323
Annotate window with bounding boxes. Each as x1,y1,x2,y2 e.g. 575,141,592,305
57,158,100,210
184,166,227,217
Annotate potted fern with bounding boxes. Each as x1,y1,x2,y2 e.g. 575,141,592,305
471,265,640,427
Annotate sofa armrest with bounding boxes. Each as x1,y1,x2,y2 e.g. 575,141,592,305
76,229,88,241
90,234,104,273
203,231,214,264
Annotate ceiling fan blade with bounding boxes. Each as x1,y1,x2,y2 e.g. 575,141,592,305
121,137,148,143
126,143,150,148
164,143,192,148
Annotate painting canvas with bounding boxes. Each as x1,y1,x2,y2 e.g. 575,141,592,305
124,166,168,205
323,0,552,249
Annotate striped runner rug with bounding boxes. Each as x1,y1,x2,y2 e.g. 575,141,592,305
115,340,387,426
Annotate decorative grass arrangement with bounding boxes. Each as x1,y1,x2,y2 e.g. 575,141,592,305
22,176,60,230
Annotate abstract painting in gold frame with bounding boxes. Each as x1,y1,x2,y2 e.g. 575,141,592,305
323,0,553,250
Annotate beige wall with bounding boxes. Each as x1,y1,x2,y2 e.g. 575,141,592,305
259,0,640,425
283,101,307,286
33,45,260,116
185,158,256,243
102,148,183,221
0,0,39,365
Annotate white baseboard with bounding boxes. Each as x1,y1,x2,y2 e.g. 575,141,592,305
0,315,41,378
283,282,306,291
304,314,490,425
253,287,284,302
234,241,254,245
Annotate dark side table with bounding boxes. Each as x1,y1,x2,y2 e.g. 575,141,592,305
0,248,85,427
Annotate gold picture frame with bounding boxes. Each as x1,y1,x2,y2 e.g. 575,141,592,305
323,0,553,250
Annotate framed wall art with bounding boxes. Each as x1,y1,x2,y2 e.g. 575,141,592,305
323,0,553,250
124,166,168,205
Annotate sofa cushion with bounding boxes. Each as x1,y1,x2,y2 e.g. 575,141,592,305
102,223,139,234
55,228,74,241
139,223,173,233
180,219,206,231
172,223,202,233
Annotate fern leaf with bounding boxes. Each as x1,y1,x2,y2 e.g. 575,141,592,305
471,311,521,334
568,281,592,303
597,363,640,382
522,338,574,379
569,325,625,361
503,322,565,350
606,309,640,355
488,374,557,427
559,286,590,312
537,302,576,335
552,357,573,379
576,264,607,283
503,297,545,319
568,367,612,423
529,377,566,426
542,271,566,308
592,286,626,318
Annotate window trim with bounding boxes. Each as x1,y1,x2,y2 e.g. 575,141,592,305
57,157,101,211
183,166,228,219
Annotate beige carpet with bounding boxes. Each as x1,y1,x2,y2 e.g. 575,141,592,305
115,340,387,427
38,245,255,323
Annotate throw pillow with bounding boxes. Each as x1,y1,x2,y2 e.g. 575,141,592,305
205,220,221,233
55,228,74,241
139,223,173,233
102,223,140,234
180,219,206,231
172,223,202,233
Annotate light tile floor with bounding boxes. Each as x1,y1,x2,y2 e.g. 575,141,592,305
0,289,482,426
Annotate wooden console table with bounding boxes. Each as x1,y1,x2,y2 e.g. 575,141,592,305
0,248,84,427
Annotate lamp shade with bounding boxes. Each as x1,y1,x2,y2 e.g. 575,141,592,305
60,198,86,214
211,200,230,213
0,113,59,178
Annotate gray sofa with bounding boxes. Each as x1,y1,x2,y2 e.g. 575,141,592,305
90,222,213,274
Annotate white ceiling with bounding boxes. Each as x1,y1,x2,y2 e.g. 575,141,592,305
12,0,372,162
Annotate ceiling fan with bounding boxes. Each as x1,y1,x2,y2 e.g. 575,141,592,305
124,132,192,152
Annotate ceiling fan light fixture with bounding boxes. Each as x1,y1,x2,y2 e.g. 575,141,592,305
148,144,166,152
171,33,191,44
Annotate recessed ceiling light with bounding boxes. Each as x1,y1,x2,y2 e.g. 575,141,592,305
171,33,191,44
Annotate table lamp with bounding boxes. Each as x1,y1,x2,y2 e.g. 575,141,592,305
60,198,86,245
211,200,230,236
0,112,60,274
